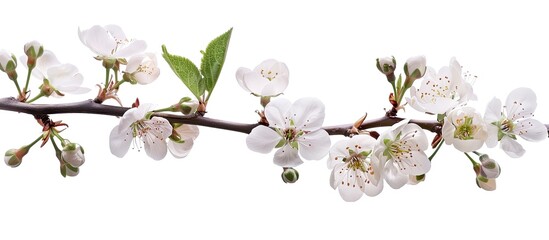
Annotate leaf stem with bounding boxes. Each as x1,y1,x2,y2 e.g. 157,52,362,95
428,139,445,161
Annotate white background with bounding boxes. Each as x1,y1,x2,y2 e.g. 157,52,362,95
1,0,548,239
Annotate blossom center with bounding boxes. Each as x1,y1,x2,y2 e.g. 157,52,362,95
135,63,154,75
344,147,373,174
453,116,479,140
260,69,278,81
130,119,165,148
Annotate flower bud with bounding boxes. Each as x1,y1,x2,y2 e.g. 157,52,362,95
60,163,80,177
376,56,396,84
4,147,29,168
180,99,199,115
281,167,299,183
476,175,496,191
62,142,85,167
479,154,501,179
24,40,44,59
376,56,396,75
0,49,18,81
24,40,44,69
403,55,426,87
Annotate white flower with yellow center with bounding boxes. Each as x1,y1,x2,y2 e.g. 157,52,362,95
78,24,146,61
246,97,331,167
442,107,487,152
328,135,383,202
236,59,289,97
484,87,547,158
123,53,160,85
110,104,172,160
374,120,430,189
407,57,475,114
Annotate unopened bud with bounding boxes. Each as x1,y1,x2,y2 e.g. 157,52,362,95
4,147,29,168
476,175,496,191
403,55,426,88
0,49,18,81
479,154,501,179
24,40,44,69
376,56,396,75
62,142,85,167
281,167,299,183
178,98,199,115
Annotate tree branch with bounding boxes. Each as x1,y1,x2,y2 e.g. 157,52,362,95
0,97,548,137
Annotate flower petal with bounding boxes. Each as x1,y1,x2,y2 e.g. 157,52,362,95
514,118,548,142
338,179,364,202
246,126,282,154
168,125,200,158
485,124,499,148
484,98,502,124
505,87,537,121
81,25,117,56
175,124,200,140
402,123,429,151
115,40,147,58
142,117,172,160
242,71,270,95
235,67,252,92
333,166,366,202
500,136,525,158
452,139,484,152
328,139,353,169
384,160,408,189
104,24,127,42
288,97,325,131
265,98,292,128
36,50,61,75
260,77,289,96
297,129,331,160
273,145,303,167
109,125,132,158
167,138,194,158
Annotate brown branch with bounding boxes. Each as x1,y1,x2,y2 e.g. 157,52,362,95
0,97,548,137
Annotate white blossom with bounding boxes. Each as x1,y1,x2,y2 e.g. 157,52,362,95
167,124,199,158
407,57,475,114
328,135,383,201
246,97,331,167
78,24,146,60
236,59,289,97
124,53,160,85
21,50,89,96
109,104,173,160
374,120,430,189
484,87,547,158
442,107,487,152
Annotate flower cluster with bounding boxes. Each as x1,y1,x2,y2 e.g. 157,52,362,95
79,24,160,104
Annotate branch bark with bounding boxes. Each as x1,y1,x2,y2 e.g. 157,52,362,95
0,97,548,137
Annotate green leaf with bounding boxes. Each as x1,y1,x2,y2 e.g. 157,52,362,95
162,45,205,99
200,28,233,100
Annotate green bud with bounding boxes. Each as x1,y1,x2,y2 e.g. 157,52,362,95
4,147,29,168
281,167,299,183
